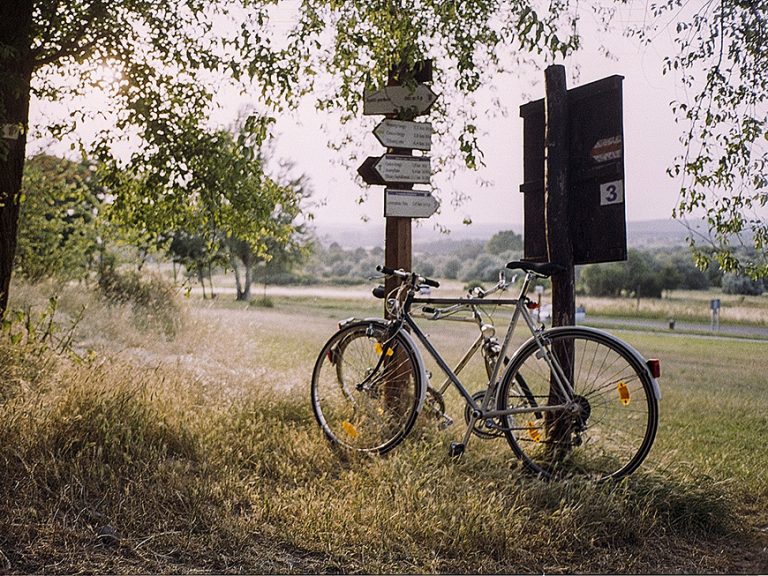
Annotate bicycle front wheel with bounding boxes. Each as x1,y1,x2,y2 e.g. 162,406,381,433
311,321,425,454
496,327,659,481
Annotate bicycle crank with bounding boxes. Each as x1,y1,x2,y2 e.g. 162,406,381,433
464,390,503,439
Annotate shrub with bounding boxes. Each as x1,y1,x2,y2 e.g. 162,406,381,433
97,266,183,338
721,273,765,295
442,258,461,279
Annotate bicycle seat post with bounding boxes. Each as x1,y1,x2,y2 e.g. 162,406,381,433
516,271,536,302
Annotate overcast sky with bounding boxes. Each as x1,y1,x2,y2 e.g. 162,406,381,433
264,34,688,230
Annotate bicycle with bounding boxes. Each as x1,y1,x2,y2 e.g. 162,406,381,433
410,270,515,436
310,261,661,481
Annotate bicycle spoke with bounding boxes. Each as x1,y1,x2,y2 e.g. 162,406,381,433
497,328,658,481
311,322,423,453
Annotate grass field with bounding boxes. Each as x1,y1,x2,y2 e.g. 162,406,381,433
1,282,767,573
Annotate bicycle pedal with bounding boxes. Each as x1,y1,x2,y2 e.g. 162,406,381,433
438,415,454,430
449,442,465,458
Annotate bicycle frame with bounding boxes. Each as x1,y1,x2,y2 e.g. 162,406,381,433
403,272,578,445
415,299,498,397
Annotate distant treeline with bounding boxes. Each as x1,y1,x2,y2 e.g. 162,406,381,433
297,230,765,297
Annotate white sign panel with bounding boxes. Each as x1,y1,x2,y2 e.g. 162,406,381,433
363,85,438,116
385,189,439,218
600,180,624,206
375,155,431,184
373,119,432,151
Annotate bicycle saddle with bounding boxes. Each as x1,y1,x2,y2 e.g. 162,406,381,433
505,261,566,277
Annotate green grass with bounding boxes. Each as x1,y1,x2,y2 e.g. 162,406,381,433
1,283,767,573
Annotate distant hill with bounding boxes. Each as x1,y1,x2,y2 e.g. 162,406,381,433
626,219,701,247
313,218,700,250
313,221,514,248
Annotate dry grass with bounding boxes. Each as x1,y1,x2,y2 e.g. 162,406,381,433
1,281,767,573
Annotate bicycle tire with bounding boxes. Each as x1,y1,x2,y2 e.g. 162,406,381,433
311,320,425,454
496,326,659,481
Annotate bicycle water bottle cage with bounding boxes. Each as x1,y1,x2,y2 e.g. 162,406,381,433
506,261,565,277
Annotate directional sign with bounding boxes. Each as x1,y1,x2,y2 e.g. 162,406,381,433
358,155,431,185
373,119,432,151
385,189,439,218
363,85,438,116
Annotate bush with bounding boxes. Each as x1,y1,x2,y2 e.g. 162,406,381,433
97,267,183,338
721,273,765,295
461,254,505,283
442,258,461,279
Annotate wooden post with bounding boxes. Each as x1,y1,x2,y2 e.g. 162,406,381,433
383,66,414,313
544,64,575,327
544,65,575,454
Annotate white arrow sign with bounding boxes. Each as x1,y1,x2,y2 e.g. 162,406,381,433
374,155,431,184
373,119,432,151
363,85,438,116
385,189,439,218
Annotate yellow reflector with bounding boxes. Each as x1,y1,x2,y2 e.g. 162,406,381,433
374,342,394,356
617,381,631,406
527,421,542,443
342,420,359,439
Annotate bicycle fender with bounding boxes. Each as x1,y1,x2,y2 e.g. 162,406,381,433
524,325,662,401
397,327,429,413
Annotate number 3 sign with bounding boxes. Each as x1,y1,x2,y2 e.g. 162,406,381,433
600,180,624,206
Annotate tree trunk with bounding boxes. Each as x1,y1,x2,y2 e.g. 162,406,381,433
232,253,244,299
0,1,34,316
235,250,252,301
197,268,207,299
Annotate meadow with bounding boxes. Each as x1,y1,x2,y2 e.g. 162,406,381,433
1,281,767,573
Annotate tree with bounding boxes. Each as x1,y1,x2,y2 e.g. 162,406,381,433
167,231,223,299
0,0,286,314
580,261,627,298
626,1,768,278
16,155,103,282
485,230,523,255
5,0,760,315
580,249,680,299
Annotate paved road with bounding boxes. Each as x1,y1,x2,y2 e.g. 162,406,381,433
196,283,768,340
582,315,768,340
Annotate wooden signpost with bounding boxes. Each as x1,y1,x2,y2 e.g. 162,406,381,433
358,61,438,304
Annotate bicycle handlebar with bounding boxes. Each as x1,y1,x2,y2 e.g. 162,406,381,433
376,265,440,288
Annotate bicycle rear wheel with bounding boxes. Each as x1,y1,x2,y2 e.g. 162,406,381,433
496,327,659,481
311,321,425,454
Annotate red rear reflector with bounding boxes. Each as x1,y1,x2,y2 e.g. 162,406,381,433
526,301,539,310
647,359,661,378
